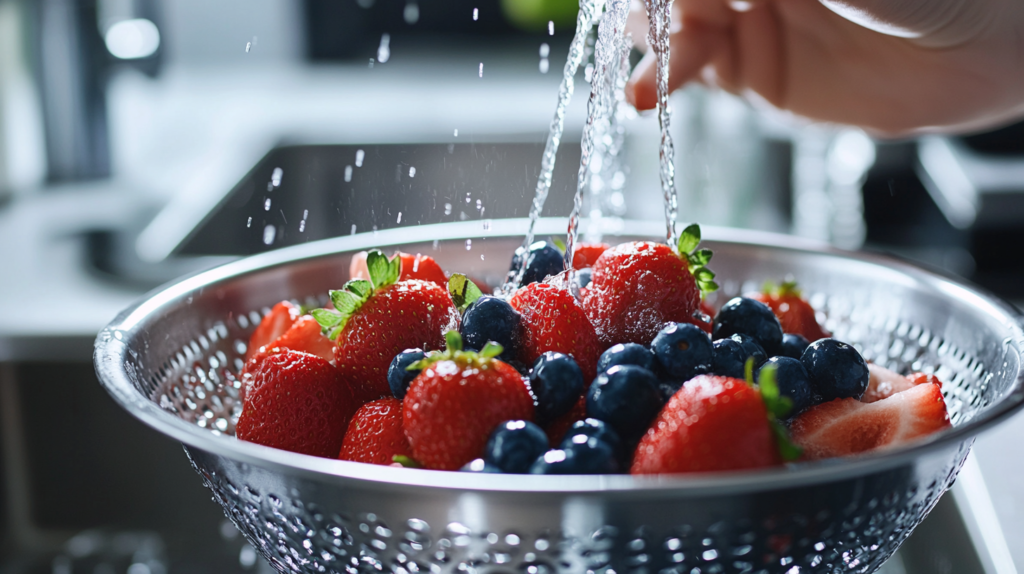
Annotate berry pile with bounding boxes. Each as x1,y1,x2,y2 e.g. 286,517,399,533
234,228,951,475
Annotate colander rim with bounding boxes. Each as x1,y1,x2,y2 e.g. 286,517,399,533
94,218,1024,496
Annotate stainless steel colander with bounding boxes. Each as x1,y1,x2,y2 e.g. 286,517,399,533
94,219,1024,574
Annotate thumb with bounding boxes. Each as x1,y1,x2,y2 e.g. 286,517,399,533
626,18,729,110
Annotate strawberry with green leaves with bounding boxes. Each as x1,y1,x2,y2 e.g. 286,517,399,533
583,224,718,347
403,332,535,470
314,250,460,405
631,361,799,474
750,280,830,342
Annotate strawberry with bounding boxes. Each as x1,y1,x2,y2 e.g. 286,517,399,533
509,281,602,382
246,300,300,361
314,250,460,405
240,316,336,400
750,281,829,342
631,375,783,474
862,364,945,403
572,242,610,270
338,398,414,465
583,225,717,347
349,250,448,290
402,333,535,470
236,349,358,458
789,382,950,460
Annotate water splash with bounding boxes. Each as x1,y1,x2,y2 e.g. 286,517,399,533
645,0,679,246
564,0,629,296
499,0,605,296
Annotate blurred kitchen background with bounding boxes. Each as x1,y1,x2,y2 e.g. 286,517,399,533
1,0,1024,572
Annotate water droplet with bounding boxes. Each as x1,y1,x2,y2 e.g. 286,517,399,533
397,212,402,223
271,167,283,187
432,239,439,249
409,166,416,178
355,149,365,167
548,20,554,35
473,7,478,20
262,225,276,245
377,33,391,63
264,198,271,211
303,209,309,219
246,217,252,228
475,199,483,210
539,58,549,73
351,224,357,235
372,225,379,236
482,219,491,231
299,220,306,232
453,128,458,137
368,57,375,68
478,62,483,77
239,545,257,568
539,43,550,57
403,2,419,24
444,203,452,215
245,42,251,53
584,63,594,82
465,239,472,250
344,165,353,182
480,254,486,260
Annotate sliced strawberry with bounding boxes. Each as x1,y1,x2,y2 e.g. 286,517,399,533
908,372,943,390
631,375,782,474
246,301,300,361
402,333,535,470
349,250,448,290
790,382,950,460
510,281,602,382
572,242,610,270
236,349,358,458
862,364,944,403
750,281,829,342
338,398,413,465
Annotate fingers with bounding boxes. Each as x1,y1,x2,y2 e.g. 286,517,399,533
625,0,650,51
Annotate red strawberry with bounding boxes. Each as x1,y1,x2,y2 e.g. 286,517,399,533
316,250,460,405
631,375,782,474
265,316,335,361
583,226,716,347
861,364,945,403
246,300,300,361
750,281,829,342
236,350,358,458
338,398,414,465
572,242,610,270
789,382,950,460
908,372,943,389
510,281,602,382
543,396,587,447
402,333,535,470
350,250,448,290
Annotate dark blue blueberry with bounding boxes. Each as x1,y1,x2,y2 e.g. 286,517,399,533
756,356,814,418
483,420,550,473
651,322,713,380
713,297,784,355
597,343,656,374
559,418,621,454
586,365,663,442
461,458,503,473
387,349,425,399
528,438,619,474
730,334,767,368
801,338,869,401
658,380,684,403
576,267,593,289
530,352,585,424
779,333,811,360
461,296,522,358
711,338,755,379
506,359,534,377
510,241,564,285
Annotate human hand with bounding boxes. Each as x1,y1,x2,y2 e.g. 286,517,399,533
625,0,1024,135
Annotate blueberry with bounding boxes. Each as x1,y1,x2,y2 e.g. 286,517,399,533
779,333,811,360
560,418,621,453
597,343,656,374
461,458,503,473
576,267,593,289
651,323,713,380
510,241,564,285
461,296,522,358
756,356,814,418
713,297,784,355
483,420,550,473
730,334,767,368
801,338,869,401
586,365,663,442
711,338,761,379
529,352,584,424
528,438,619,474
658,381,684,403
387,349,425,399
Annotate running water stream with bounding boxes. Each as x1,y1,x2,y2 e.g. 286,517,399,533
644,0,679,247
499,0,605,295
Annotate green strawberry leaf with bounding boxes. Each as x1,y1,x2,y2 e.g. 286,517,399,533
691,248,713,267
551,236,567,253
448,273,483,314
310,308,342,328
366,249,401,289
771,420,803,462
446,330,464,352
480,341,504,359
677,223,701,254
409,330,505,370
330,289,361,317
753,362,802,462
392,455,422,468
744,357,755,386
345,279,373,299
